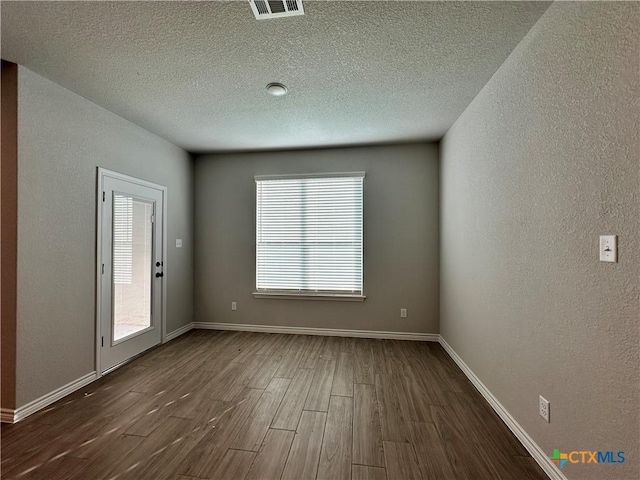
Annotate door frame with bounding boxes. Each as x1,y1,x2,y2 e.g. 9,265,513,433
95,167,168,377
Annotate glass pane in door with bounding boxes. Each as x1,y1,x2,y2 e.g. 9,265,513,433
112,194,153,342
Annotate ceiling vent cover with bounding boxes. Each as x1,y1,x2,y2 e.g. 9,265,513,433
249,0,304,20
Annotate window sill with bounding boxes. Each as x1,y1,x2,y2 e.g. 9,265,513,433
252,292,366,302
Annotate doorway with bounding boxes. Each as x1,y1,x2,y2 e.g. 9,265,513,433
97,169,167,374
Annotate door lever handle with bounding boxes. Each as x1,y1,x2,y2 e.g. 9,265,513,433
155,272,164,278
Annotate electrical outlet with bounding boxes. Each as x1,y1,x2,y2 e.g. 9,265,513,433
400,308,407,318
231,302,237,311
539,395,550,422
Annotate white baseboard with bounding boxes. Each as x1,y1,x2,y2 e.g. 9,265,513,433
192,322,439,341
1,371,98,424
165,322,194,342
438,337,566,480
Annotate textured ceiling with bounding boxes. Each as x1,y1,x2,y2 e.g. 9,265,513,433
2,1,551,152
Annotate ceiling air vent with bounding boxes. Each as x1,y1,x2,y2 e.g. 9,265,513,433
249,0,304,20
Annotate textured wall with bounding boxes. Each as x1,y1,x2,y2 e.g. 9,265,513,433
16,67,194,407
440,3,639,479
195,144,439,334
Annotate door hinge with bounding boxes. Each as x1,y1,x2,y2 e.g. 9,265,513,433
102,191,105,202
101,264,105,274
101,336,104,347
151,214,155,224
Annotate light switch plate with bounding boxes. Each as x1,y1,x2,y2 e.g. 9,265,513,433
599,235,617,262
176,239,183,248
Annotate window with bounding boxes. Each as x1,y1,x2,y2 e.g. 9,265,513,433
255,173,365,300
113,194,133,285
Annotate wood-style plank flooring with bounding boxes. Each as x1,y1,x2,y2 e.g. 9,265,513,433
1,330,547,480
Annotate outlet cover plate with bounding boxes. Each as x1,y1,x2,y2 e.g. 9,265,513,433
539,395,550,422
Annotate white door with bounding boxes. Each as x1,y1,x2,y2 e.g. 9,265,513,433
98,170,165,373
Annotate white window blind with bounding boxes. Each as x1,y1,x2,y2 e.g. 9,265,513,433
113,194,133,285
256,173,364,295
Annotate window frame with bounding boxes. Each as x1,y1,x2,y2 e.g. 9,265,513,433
253,172,366,301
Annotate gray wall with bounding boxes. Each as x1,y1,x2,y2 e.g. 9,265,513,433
440,3,639,479
16,67,194,407
194,144,439,334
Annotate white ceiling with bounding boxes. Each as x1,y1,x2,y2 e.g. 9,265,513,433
2,1,550,152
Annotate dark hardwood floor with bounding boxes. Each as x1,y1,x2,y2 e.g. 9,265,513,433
1,330,547,480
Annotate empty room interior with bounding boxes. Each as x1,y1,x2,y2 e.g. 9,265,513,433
0,1,638,480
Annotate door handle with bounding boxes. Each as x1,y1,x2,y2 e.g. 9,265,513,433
155,272,164,278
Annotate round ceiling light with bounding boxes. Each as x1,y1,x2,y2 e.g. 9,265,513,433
266,82,288,97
